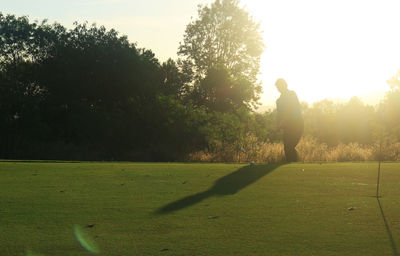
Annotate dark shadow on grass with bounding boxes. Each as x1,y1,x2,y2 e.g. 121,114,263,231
155,163,283,215
377,198,399,256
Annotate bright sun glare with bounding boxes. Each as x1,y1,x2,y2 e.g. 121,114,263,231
242,0,400,106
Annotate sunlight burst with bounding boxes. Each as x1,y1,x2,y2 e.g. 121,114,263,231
242,0,400,106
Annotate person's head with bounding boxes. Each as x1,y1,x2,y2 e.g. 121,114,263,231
275,78,288,94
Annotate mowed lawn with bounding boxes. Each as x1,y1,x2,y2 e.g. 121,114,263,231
0,161,399,256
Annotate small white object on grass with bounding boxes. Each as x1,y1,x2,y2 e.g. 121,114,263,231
250,161,255,166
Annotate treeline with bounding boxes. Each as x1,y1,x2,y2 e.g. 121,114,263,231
0,14,204,160
1,1,400,161
303,89,400,147
0,1,265,161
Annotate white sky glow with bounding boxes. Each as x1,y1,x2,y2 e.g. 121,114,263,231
242,0,400,106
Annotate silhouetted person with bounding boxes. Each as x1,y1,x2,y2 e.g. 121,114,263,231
275,78,303,162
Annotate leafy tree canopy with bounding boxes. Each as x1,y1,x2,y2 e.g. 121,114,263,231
178,0,264,110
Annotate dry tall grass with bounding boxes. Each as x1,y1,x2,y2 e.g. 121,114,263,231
187,137,400,163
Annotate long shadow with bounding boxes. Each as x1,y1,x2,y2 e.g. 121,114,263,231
377,198,399,256
155,163,283,215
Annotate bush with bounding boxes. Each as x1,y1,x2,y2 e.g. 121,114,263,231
187,136,397,163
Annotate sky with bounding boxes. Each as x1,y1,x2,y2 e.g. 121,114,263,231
2,0,400,107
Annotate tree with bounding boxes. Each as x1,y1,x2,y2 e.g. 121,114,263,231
0,13,217,161
303,99,339,145
160,58,189,99
337,97,374,144
178,0,264,110
191,65,258,112
0,13,52,158
386,70,400,90
380,71,400,141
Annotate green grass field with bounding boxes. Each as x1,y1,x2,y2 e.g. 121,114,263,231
1,161,399,256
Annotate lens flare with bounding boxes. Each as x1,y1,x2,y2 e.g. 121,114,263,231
73,225,100,254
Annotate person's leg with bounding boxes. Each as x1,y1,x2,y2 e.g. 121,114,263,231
283,129,296,162
290,120,304,161
283,121,303,162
